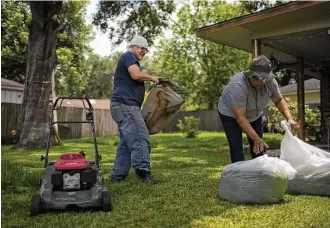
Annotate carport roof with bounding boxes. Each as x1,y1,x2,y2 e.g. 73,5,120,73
195,1,330,66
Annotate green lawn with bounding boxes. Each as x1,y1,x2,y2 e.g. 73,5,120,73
2,132,330,228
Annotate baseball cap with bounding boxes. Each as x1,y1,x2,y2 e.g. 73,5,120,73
245,55,274,81
130,35,149,48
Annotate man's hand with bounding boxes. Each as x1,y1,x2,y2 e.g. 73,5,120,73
151,75,159,83
288,119,300,129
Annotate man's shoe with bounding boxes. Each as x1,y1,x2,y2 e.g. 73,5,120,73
110,178,124,182
135,169,162,184
109,175,126,182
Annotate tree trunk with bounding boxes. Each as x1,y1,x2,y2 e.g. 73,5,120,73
17,1,62,149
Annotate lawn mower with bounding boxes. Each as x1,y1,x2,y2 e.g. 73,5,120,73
30,97,112,216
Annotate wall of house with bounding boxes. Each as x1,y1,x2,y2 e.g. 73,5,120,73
283,91,320,104
1,89,24,104
268,91,320,106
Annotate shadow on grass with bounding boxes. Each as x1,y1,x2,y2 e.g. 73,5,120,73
4,133,312,228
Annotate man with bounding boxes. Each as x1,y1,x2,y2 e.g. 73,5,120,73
110,35,161,184
218,55,300,163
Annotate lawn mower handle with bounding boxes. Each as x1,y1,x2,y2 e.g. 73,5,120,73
53,96,94,111
44,96,101,168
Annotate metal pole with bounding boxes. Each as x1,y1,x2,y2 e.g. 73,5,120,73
51,68,58,132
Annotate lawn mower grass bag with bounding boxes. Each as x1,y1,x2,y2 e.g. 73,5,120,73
142,78,185,135
219,155,296,204
280,120,330,196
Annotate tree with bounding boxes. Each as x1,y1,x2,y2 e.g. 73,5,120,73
149,1,251,109
240,0,291,13
1,1,30,82
55,1,94,96
1,1,93,96
17,1,63,149
82,52,121,98
93,1,175,46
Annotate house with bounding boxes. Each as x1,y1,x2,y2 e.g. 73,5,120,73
280,78,320,105
196,1,330,141
1,78,24,104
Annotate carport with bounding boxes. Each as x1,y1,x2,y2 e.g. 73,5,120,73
196,1,330,142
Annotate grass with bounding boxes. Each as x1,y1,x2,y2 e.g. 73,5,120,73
1,132,330,228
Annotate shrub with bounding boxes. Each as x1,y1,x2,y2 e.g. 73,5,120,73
177,116,201,138
267,98,321,141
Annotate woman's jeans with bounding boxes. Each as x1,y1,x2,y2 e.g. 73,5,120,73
110,102,151,180
219,112,264,163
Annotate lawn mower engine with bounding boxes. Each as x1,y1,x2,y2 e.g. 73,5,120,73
51,152,97,190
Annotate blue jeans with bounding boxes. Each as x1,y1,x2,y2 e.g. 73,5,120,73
219,112,264,163
110,102,150,180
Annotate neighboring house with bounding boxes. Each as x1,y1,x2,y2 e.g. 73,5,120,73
279,78,320,104
1,78,24,104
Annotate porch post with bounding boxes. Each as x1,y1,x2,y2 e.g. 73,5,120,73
297,56,305,140
251,39,261,57
320,62,330,145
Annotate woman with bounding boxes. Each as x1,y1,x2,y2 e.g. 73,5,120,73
218,55,300,163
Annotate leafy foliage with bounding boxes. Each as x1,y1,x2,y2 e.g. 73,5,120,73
81,52,121,98
177,116,201,138
149,2,251,110
1,1,30,82
268,98,321,141
55,1,94,95
1,1,93,96
93,1,175,46
240,0,292,13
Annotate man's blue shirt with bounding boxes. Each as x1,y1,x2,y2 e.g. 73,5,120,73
111,51,145,107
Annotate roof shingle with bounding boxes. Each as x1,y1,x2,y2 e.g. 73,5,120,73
1,78,24,87
279,78,320,94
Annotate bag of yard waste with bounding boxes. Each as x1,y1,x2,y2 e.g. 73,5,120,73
280,120,330,196
141,78,186,135
219,155,296,204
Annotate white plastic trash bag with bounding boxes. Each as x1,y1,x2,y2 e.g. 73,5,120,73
280,120,330,196
219,155,296,204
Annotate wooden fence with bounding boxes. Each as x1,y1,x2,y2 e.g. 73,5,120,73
1,103,23,137
1,103,118,139
2,102,324,140
163,109,224,132
2,103,228,140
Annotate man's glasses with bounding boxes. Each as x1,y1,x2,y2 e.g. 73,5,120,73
134,45,149,53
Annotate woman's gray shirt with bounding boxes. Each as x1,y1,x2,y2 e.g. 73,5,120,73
218,72,281,122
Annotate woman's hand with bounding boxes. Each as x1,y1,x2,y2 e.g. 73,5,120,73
288,119,300,129
253,137,267,154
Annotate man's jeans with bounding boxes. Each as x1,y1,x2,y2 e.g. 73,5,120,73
110,102,150,180
219,112,264,163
